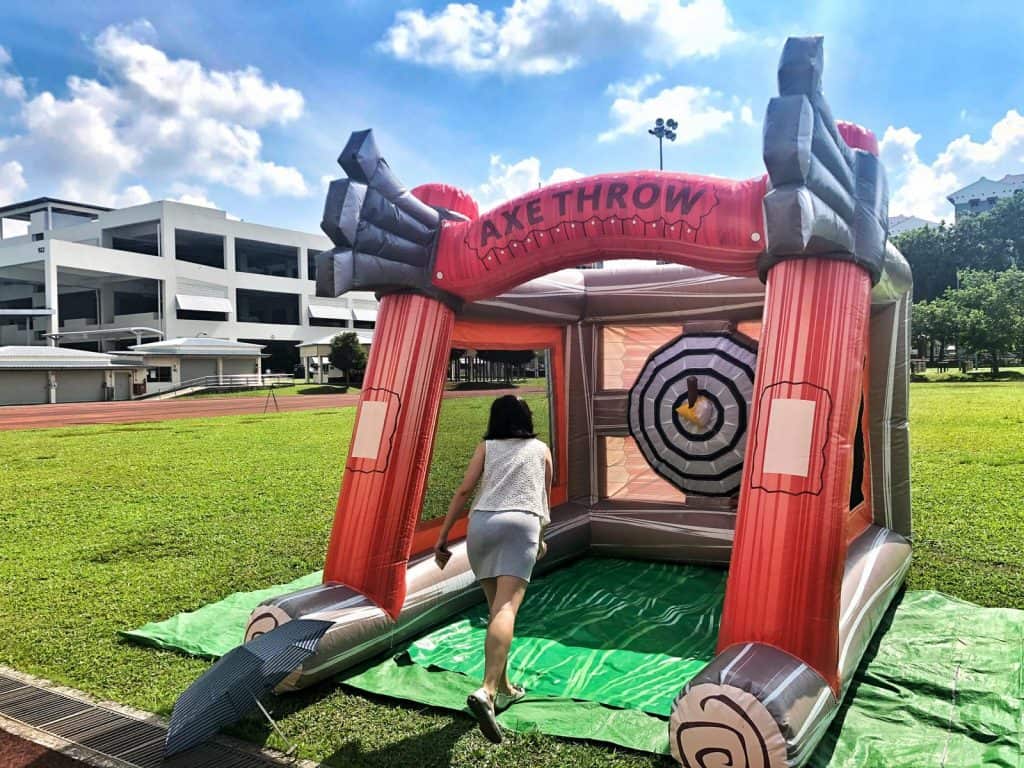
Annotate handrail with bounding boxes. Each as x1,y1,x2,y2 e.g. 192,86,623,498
140,374,293,399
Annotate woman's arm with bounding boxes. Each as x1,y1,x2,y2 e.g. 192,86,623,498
434,442,485,565
538,446,553,560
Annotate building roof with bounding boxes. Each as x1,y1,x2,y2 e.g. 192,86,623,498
888,215,939,235
128,337,265,357
0,197,112,221
946,174,1024,204
0,346,145,370
297,331,375,353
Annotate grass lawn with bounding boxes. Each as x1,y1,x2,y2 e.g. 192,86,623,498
0,384,1021,766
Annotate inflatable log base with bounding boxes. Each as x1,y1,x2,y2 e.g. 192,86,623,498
246,505,908,767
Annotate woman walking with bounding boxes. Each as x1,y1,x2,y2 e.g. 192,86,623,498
433,395,552,744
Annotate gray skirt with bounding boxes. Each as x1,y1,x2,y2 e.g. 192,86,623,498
466,510,542,582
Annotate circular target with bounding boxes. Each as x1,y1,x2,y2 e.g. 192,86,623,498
627,331,757,497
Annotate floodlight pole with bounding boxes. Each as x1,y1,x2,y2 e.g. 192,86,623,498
648,117,678,171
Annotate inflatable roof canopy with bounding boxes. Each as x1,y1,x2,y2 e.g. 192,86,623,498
248,36,912,768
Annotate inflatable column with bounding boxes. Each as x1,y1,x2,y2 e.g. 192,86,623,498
313,130,477,617
321,293,455,615
670,37,900,767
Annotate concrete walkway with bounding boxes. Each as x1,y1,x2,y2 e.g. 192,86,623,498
0,387,544,431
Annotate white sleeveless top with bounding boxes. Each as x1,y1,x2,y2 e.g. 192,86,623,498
472,438,549,523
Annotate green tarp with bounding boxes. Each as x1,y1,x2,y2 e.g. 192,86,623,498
345,561,1024,767
405,558,726,716
120,570,323,658
124,558,1023,766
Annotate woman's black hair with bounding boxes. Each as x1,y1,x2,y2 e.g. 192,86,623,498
484,395,536,440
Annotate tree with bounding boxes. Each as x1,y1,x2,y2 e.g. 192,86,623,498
328,332,367,388
944,268,1024,373
892,192,1024,302
912,297,960,361
476,349,537,385
895,223,957,302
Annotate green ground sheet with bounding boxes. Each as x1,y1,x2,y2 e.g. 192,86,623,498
125,557,1022,766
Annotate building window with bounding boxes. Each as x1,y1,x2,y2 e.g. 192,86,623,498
235,238,299,278
0,297,32,330
307,248,321,281
147,367,173,383
236,289,300,325
114,287,159,316
58,291,98,325
175,229,225,268
311,316,348,328
176,309,229,321
103,221,160,256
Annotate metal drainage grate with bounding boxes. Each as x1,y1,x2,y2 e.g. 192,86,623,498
0,672,290,768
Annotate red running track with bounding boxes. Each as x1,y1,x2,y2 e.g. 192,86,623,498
0,387,543,431
0,729,87,768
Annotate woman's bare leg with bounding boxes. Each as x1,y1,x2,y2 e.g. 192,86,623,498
482,575,528,698
479,577,497,611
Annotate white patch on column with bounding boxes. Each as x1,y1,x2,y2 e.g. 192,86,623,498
762,398,816,477
351,401,388,459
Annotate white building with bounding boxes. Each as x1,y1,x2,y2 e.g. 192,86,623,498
888,214,939,236
946,173,1024,221
0,197,378,377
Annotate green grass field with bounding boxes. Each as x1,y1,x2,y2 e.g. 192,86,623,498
0,383,1021,767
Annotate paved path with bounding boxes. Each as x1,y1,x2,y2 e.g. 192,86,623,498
0,729,87,768
0,387,544,431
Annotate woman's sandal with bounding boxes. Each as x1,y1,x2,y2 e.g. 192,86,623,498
466,688,503,744
494,684,526,711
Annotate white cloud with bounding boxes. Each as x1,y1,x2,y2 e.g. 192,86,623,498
380,0,742,76
0,22,309,207
0,45,25,101
881,110,1024,221
112,185,153,207
599,77,735,143
169,183,218,209
740,104,754,126
0,160,27,205
606,73,662,100
93,23,303,126
476,154,583,211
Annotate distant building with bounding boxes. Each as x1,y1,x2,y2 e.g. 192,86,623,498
888,215,939,236
0,197,379,376
946,173,1024,221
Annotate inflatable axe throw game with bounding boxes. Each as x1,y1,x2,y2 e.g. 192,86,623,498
247,36,912,768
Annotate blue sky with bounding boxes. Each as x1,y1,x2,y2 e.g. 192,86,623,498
2,0,1023,231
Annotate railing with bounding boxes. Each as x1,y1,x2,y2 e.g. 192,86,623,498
139,374,294,399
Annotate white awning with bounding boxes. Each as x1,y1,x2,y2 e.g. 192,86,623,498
175,294,232,313
352,307,378,322
308,303,351,321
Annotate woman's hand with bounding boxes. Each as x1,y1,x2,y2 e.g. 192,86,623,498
434,539,452,569
537,539,548,561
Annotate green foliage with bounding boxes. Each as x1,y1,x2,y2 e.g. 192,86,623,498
894,193,1024,301
912,268,1024,371
328,332,368,387
1,385,1021,766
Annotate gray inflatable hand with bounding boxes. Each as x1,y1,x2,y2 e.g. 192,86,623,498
760,37,889,283
315,130,463,305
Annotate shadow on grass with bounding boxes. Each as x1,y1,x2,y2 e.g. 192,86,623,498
323,715,474,768
226,673,474,768
296,386,351,395
911,370,1024,383
448,381,522,391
